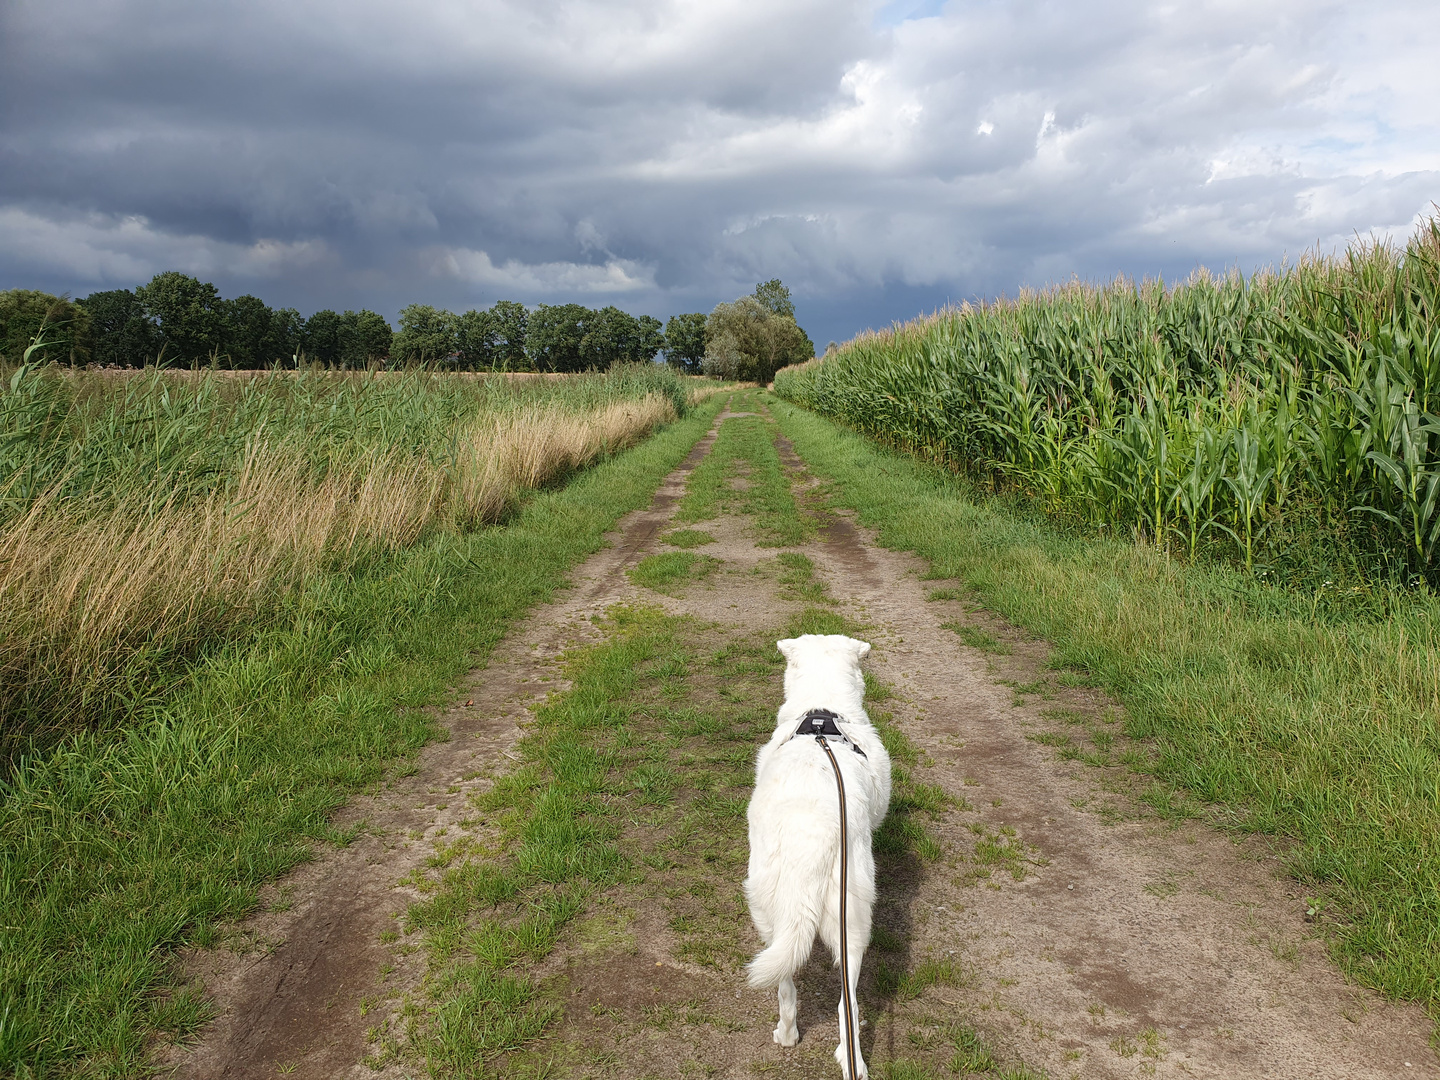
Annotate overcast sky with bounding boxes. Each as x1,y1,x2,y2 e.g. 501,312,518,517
3,0,1437,347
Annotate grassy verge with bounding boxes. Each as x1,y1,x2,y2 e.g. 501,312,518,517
770,394,1440,1019
0,396,723,1078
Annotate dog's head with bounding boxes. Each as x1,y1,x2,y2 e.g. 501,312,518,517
776,634,872,704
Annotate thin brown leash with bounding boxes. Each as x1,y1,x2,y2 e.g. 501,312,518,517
815,734,859,1080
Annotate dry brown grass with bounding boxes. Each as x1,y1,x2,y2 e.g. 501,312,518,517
454,395,676,524
0,392,676,745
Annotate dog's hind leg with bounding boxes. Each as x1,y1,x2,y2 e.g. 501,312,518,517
773,975,799,1047
833,946,867,1080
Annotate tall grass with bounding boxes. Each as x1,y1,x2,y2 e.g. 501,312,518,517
775,218,1440,585
0,397,724,1078
0,364,688,757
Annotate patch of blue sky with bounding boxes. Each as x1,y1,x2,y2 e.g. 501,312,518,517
1300,135,1364,155
874,0,948,29
1298,124,1395,163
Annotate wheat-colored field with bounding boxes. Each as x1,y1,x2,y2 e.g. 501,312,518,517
0,364,690,752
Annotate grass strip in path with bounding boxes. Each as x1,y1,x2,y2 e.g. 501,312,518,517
0,398,723,1078
769,394,1440,1021
674,392,812,546
627,551,721,595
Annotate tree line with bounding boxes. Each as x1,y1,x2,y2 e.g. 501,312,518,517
0,273,814,380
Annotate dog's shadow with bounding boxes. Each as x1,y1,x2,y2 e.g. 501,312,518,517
792,835,923,1062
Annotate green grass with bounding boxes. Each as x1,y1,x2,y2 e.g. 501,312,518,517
405,608,673,1074
878,1019,1047,1079
945,1024,998,1074
0,395,723,1078
874,956,968,1003
941,622,1011,654
628,551,720,594
675,397,811,545
774,550,831,603
770,394,1440,1020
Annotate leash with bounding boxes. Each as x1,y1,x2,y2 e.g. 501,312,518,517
795,708,861,1080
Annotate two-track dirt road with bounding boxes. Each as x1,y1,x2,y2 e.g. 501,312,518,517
169,394,1438,1079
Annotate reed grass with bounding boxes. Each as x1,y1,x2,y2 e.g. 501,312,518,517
0,364,687,757
774,217,1440,587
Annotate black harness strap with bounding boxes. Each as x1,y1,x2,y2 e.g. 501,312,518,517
792,708,867,757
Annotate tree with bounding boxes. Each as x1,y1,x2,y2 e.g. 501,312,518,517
753,278,796,320
339,310,392,368
222,294,280,368
135,271,225,364
527,303,592,372
702,294,814,383
392,304,458,366
0,290,92,365
80,289,160,367
272,308,305,366
455,308,497,370
663,313,706,373
302,309,343,367
490,301,530,370
579,306,637,370
632,314,665,363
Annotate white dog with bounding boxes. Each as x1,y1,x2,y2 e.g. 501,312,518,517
744,634,892,1080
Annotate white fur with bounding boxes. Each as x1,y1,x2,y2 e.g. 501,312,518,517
743,634,892,1080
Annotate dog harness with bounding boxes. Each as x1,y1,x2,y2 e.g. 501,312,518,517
792,707,867,757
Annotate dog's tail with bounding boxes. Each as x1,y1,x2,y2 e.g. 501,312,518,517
746,898,822,988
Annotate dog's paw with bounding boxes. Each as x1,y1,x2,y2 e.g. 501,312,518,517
772,1022,799,1047
834,1041,868,1080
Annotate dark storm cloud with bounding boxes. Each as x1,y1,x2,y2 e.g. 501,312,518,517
2,0,1436,345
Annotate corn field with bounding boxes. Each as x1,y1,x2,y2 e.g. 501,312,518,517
775,219,1440,583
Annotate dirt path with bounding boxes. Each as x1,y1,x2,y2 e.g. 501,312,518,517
170,394,1437,1079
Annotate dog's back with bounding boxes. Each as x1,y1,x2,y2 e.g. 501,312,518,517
745,726,888,985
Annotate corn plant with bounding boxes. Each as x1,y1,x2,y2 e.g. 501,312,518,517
1171,426,1225,560
773,216,1440,580
1219,423,1274,569
1362,401,1440,565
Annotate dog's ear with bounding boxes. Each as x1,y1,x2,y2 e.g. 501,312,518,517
776,638,797,661
851,639,872,661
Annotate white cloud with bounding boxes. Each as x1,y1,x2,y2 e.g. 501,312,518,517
0,208,331,285
435,248,656,294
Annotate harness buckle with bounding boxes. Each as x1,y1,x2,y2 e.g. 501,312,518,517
792,708,867,757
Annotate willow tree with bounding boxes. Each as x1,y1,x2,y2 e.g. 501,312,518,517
702,281,814,383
